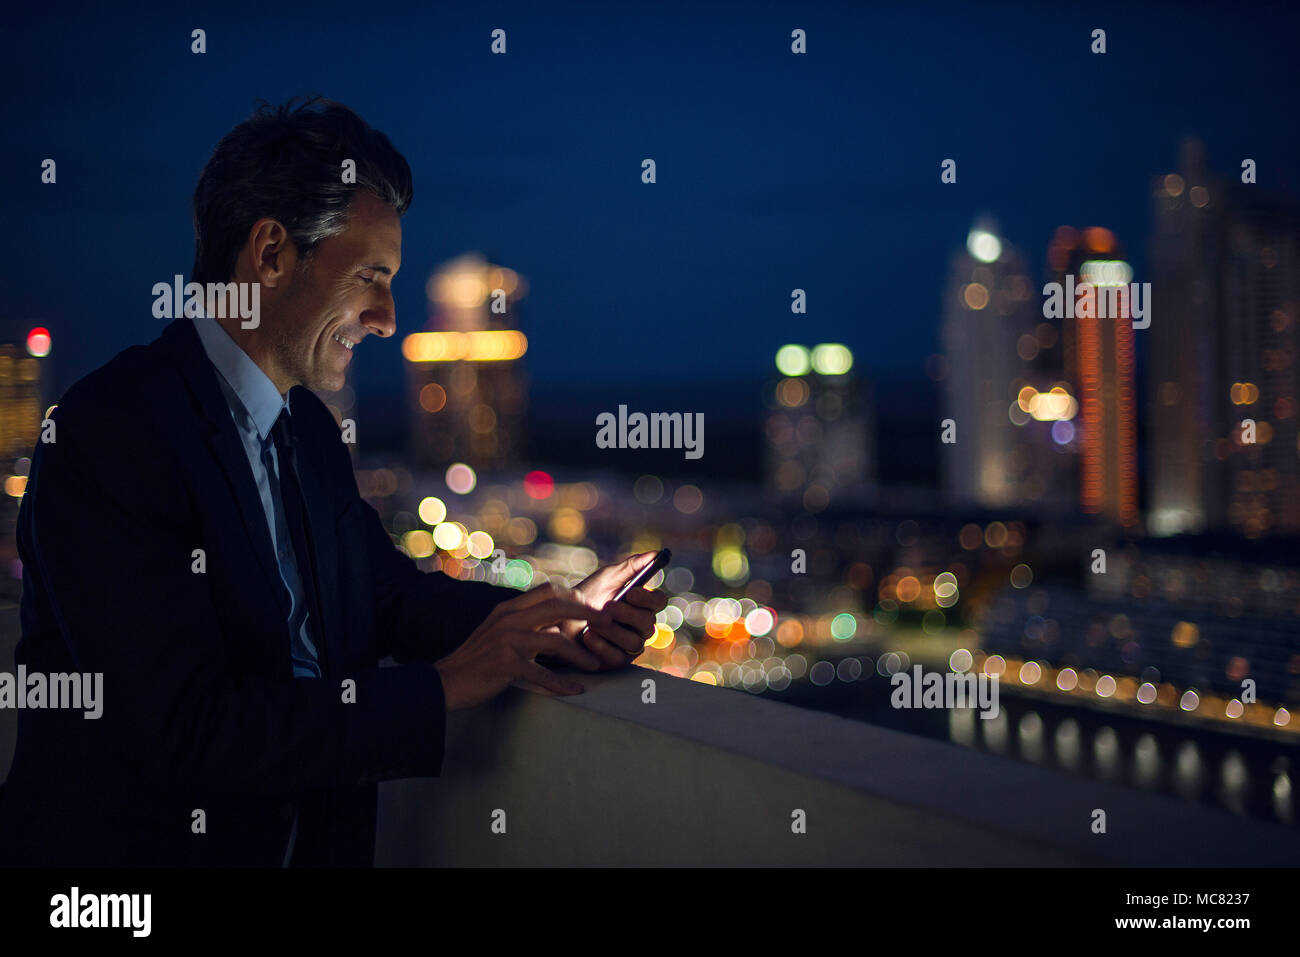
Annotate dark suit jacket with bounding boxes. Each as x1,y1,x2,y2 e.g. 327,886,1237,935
0,318,515,866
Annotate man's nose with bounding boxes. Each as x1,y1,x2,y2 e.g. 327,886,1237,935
361,292,397,338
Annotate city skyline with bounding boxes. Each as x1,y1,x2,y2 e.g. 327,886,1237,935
3,2,1300,889
6,4,1300,419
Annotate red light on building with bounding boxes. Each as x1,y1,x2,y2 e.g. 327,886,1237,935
26,327,51,358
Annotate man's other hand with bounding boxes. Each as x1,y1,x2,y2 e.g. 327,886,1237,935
568,551,670,670
434,584,602,711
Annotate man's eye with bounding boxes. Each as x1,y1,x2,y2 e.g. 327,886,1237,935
359,274,375,284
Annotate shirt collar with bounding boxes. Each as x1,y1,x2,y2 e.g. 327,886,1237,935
191,315,290,442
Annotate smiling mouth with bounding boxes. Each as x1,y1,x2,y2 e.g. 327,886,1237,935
331,332,356,351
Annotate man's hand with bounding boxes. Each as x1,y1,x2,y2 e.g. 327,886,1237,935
434,583,602,711
567,551,670,670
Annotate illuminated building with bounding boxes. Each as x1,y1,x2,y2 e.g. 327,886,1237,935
0,322,50,593
1047,226,1138,527
403,253,529,470
0,324,47,463
763,343,874,508
1148,139,1300,537
941,221,1066,509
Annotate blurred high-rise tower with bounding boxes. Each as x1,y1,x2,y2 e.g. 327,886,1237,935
1148,140,1300,537
403,253,529,470
0,321,51,596
0,323,48,466
1048,226,1139,527
941,221,1067,510
763,343,874,507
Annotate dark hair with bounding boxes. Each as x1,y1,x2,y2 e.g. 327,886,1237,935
191,96,412,284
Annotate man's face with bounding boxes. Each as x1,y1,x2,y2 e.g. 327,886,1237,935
270,190,401,394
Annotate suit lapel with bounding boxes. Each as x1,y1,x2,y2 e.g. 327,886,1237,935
160,319,291,623
286,391,346,676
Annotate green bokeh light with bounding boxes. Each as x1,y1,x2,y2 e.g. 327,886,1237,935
775,344,811,376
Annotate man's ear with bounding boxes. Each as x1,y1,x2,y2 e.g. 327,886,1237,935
246,217,298,289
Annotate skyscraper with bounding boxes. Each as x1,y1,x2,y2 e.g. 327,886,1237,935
0,321,50,597
403,253,529,470
940,221,1058,509
764,343,873,509
0,324,47,467
1048,226,1138,527
1148,140,1300,538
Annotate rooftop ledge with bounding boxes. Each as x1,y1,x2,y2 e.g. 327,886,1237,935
376,664,1300,867
5,604,1292,867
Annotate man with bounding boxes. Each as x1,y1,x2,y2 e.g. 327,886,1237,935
0,97,666,867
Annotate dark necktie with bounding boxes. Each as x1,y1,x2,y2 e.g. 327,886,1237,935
271,409,327,676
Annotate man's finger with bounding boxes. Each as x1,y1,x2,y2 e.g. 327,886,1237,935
580,629,636,668
599,601,655,653
619,586,668,611
502,596,602,630
619,551,659,576
502,582,578,611
527,630,601,671
518,660,585,696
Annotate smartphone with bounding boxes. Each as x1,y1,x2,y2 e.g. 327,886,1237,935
580,548,671,638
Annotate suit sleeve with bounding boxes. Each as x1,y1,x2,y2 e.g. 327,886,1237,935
306,400,517,663
355,499,519,664
21,390,453,800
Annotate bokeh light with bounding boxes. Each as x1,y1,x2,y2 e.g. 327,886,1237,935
445,463,477,494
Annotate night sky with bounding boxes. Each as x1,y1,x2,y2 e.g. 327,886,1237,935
4,0,1299,465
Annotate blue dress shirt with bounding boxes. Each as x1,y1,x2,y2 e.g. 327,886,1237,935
191,315,322,679
192,315,325,867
